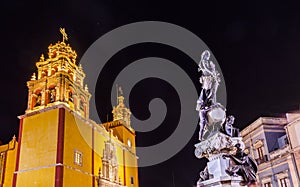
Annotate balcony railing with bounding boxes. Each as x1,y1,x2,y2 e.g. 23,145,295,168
269,145,290,160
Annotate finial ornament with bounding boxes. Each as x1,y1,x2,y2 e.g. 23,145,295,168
79,64,83,70
59,27,68,43
40,54,45,61
31,73,36,80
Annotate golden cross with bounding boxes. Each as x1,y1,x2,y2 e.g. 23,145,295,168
59,27,68,42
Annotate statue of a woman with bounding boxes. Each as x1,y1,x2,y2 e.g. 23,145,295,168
196,50,223,140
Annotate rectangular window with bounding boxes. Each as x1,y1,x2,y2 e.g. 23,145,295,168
130,176,134,185
74,150,83,166
264,182,271,187
257,146,264,160
279,177,289,187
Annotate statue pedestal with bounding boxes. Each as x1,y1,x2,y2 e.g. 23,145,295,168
196,156,244,187
197,175,244,187
207,156,229,178
195,133,246,187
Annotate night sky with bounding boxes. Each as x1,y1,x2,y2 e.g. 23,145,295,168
2,0,300,186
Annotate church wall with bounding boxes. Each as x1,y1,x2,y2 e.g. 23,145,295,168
123,151,138,187
93,127,106,185
16,109,59,186
63,109,93,187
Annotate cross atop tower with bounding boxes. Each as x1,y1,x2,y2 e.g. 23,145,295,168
59,27,68,42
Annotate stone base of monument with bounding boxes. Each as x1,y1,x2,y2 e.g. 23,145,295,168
197,175,244,187
195,132,246,187
196,156,244,187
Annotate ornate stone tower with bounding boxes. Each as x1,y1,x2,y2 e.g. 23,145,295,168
26,28,91,118
112,88,132,130
106,87,135,150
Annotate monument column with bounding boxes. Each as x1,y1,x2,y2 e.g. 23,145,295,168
194,50,258,187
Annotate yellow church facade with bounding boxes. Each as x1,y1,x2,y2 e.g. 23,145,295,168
0,29,139,187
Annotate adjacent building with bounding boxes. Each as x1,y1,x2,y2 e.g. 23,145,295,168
0,30,139,187
241,115,300,187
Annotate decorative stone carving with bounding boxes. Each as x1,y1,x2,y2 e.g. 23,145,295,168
195,132,245,159
97,140,124,187
198,167,209,182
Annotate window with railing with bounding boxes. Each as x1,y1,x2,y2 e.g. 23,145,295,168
264,182,272,187
279,177,289,187
257,146,264,160
255,145,269,164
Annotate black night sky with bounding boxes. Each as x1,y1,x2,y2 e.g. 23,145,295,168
2,0,300,186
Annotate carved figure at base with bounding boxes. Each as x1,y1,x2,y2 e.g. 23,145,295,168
222,143,258,186
198,167,209,182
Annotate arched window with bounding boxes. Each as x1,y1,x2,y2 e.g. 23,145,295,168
48,86,56,103
80,97,87,118
80,98,85,111
68,87,74,103
34,91,42,107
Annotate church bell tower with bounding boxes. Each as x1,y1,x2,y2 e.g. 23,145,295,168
26,28,91,118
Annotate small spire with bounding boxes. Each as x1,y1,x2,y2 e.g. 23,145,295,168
12,135,16,141
79,64,83,70
31,73,36,80
84,84,89,91
40,54,45,61
59,27,68,43
118,86,123,96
